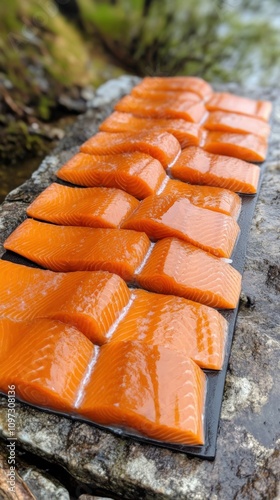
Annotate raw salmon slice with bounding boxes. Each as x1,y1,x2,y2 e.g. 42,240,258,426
161,179,241,219
56,152,166,200
80,131,181,169
137,76,213,99
136,238,241,309
0,260,130,345
204,111,271,138
131,88,201,102
115,95,207,123
109,289,227,370
122,193,240,258
0,317,94,412
203,131,268,162
27,184,139,228
78,341,206,445
4,219,151,281
99,112,201,147
206,92,272,121
170,146,261,194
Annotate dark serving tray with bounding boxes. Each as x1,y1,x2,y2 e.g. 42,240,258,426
1,146,269,461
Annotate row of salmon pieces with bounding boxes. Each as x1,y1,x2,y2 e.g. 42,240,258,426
4,219,242,309
27,180,242,222
0,260,227,370
74,79,270,203
58,146,261,196
101,110,270,146
103,77,271,162
81,128,267,166
0,316,206,445
133,77,271,123
25,182,241,259
74,79,268,190
118,80,271,125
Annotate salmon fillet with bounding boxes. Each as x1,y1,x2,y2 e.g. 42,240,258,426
206,92,272,121
122,194,240,258
161,179,241,219
27,184,139,228
115,95,207,123
78,341,206,445
0,260,130,345
131,88,201,102
80,131,181,169
136,238,241,309
56,152,166,200
204,111,271,138
99,112,202,148
203,131,268,162
4,219,151,281
170,147,260,194
109,289,227,370
0,317,94,412
137,76,213,99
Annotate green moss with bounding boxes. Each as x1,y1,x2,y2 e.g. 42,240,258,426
0,0,22,33
43,14,91,86
0,0,97,94
0,121,48,164
37,96,54,121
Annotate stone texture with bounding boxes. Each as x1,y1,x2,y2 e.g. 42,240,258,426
18,467,70,500
0,462,35,500
0,441,69,500
0,77,279,499
78,497,114,500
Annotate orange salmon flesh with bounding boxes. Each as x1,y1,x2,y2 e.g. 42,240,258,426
0,75,272,448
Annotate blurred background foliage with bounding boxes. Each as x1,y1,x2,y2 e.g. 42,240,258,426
0,0,280,198
78,0,280,83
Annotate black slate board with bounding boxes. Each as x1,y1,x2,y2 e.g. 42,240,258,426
0,151,268,461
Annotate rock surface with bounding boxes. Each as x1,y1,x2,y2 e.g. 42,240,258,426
0,441,70,500
0,77,279,499
18,466,70,500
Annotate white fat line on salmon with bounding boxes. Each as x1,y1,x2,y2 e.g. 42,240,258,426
199,129,208,148
167,149,181,169
74,347,100,409
105,293,136,341
156,176,170,195
220,258,233,264
198,110,209,126
133,242,155,276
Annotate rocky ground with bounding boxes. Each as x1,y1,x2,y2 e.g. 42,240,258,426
0,76,279,499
